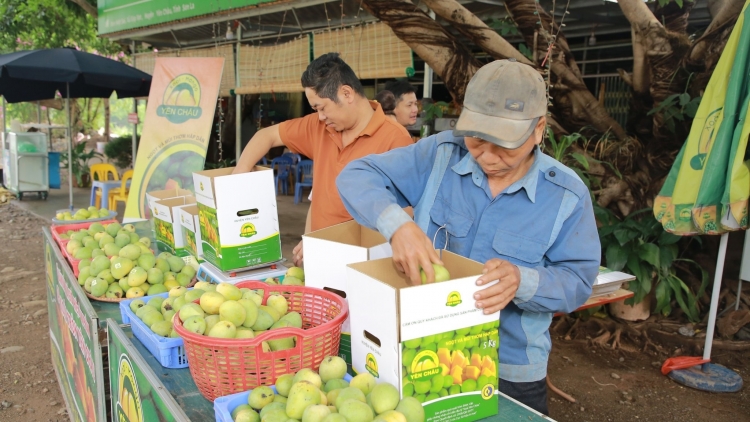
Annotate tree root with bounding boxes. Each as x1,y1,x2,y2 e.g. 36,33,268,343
546,378,577,403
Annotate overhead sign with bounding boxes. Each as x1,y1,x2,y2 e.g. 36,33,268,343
123,57,224,222
98,0,279,34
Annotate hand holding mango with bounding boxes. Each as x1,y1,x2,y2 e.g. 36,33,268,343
230,357,426,422
419,264,451,284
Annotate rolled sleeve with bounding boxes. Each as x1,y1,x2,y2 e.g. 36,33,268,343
376,204,414,242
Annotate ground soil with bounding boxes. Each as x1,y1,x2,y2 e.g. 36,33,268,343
0,202,748,422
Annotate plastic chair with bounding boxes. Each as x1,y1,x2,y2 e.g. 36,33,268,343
294,160,313,205
282,152,301,165
257,157,269,166
91,163,119,208
270,156,293,195
109,170,134,212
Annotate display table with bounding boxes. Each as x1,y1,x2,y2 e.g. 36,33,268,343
45,226,555,421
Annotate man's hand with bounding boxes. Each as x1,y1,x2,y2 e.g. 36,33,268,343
474,259,521,314
292,240,304,267
391,222,442,285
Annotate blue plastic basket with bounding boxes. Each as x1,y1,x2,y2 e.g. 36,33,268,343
120,293,189,369
213,374,352,422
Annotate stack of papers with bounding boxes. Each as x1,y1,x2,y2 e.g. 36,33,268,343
592,267,635,298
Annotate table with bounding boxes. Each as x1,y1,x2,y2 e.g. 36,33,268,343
554,288,634,317
107,319,554,422
90,179,131,207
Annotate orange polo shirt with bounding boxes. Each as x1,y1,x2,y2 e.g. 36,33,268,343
279,101,413,231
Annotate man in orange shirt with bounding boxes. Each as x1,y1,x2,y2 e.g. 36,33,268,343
233,53,413,265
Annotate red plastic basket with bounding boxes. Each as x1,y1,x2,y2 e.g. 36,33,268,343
51,220,118,250
173,280,348,401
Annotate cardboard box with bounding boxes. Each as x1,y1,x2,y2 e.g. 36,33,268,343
192,167,281,271
303,220,393,369
145,188,193,220
151,196,196,256
347,251,499,422
177,204,204,263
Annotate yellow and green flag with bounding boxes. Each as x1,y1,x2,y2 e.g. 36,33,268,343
654,0,750,235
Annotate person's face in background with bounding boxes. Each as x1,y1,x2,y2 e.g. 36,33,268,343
393,92,418,127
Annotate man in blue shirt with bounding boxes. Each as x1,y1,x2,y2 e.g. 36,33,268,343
336,59,600,415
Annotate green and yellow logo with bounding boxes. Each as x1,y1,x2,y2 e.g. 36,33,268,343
365,353,379,378
409,350,440,381
157,74,202,124
240,222,257,238
679,208,692,220
481,384,495,400
446,291,462,307
116,354,143,422
199,181,204,191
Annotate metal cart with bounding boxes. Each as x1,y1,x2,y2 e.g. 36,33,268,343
3,132,49,200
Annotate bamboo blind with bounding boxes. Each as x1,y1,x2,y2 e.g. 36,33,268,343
134,48,233,96
177,45,236,97
313,22,412,80
236,36,311,95
133,51,179,76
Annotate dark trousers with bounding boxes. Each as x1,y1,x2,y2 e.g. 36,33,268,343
499,377,549,416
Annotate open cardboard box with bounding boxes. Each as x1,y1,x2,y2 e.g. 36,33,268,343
303,220,393,368
177,204,204,263
192,166,281,271
152,196,196,256
145,188,193,220
347,251,499,421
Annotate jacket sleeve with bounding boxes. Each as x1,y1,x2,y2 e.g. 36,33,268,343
336,136,439,240
512,191,601,314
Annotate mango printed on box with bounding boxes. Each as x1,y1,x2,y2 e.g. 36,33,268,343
398,283,499,422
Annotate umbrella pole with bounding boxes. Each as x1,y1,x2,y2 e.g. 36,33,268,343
703,232,729,362
67,83,73,211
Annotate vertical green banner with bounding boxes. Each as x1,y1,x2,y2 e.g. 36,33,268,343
107,320,187,421
44,230,107,422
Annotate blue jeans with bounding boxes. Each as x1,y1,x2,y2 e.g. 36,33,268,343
499,377,549,415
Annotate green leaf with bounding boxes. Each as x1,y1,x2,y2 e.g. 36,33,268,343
659,244,678,269
637,243,660,267
675,0,684,8
658,231,681,245
605,244,628,271
614,228,639,246
570,153,590,170
684,97,702,118
678,92,690,106
654,281,670,315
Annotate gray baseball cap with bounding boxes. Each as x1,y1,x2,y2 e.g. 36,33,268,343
453,59,546,149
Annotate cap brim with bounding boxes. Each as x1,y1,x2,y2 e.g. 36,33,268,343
453,108,539,149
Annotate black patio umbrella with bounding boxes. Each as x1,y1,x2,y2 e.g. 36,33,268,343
0,48,152,208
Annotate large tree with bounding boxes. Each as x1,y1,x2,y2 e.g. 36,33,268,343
363,0,740,216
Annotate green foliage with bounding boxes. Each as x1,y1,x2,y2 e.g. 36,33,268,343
422,101,450,124
204,158,236,170
104,135,140,169
545,129,621,199
648,93,701,134
60,140,102,187
487,17,533,60
0,0,119,54
597,208,709,322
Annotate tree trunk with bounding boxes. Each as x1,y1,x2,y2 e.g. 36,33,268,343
68,0,97,18
410,0,630,141
685,0,744,77
361,0,480,103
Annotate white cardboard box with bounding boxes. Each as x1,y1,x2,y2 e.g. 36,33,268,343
152,196,196,256
177,204,204,262
303,220,393,367
192,167,281,271
145,188,193,220
347,251,499,422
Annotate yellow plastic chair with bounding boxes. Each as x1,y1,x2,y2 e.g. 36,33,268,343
109,170,134,212
91,163,120,208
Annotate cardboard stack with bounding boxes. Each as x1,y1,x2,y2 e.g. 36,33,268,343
303,221,393,369
192,167,282,271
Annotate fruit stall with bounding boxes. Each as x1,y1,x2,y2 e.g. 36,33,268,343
42,170,635,422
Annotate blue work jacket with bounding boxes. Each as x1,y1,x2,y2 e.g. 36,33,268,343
337,131,600,383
